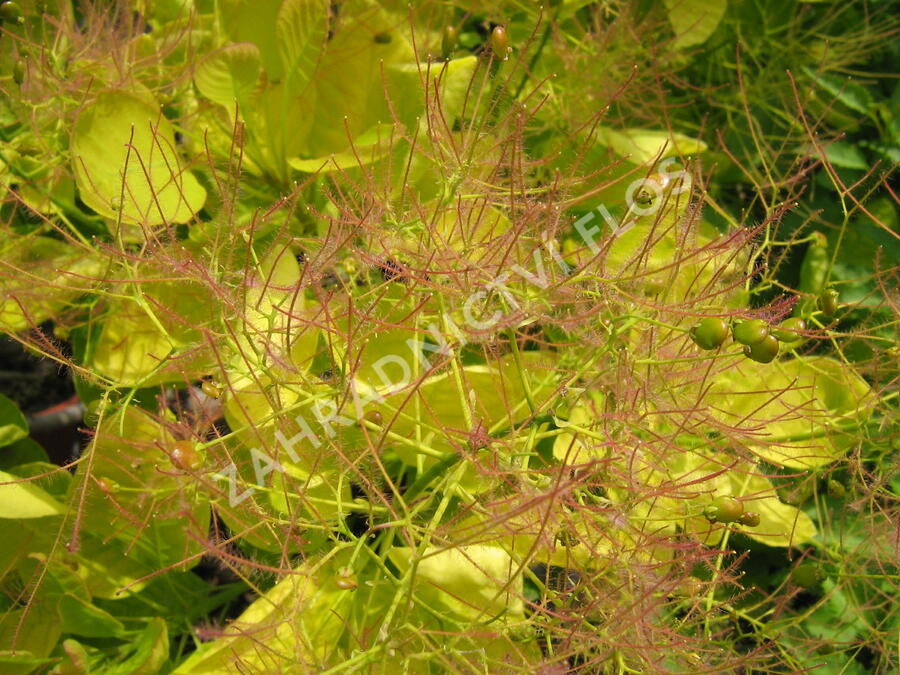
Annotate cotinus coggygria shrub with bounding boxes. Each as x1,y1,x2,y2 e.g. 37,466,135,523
0,1,896,674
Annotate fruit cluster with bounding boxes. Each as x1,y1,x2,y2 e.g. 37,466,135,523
690,315,809,363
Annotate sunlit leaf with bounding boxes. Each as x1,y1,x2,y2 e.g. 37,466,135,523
276,0,328,96
106,617,168,675
288,122,394,173
0,394,27,447
57,594,126,638
706,357,871,469
663,0,727,48
306,0,414,156
730,471,817,547
389,544,524,622
597,126,707,164
71,91,206,233
194,43,261,110
217,0,285,80
0,603,61,675
172,562,351,673
0,469,64,518
802,67,874,115
77,408,209,576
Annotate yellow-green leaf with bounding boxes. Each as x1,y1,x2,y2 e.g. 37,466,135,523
0,469,65,519
194,42,261,110
277,0,328,96
732,472,817,547
172,563,350,673
71,91,206,233
389,545,524,622
0,394,27,448
663,0,728,49
217,0,285,80
706,357,871,469
288,123,394,173
596,126,707,165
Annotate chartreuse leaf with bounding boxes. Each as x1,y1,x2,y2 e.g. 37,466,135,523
17,551,89,601
305,0,414,157
729,471,817,547
0,469,65,518
663,0,727,48
596,126,707,164
384,55,479,131
224,238,317,384
288,122,394,173
193,42,261,110
0,236,104,332
217,0,285,80
389,545,524,623
66,531,159,600
268,463,351,525
0,521,32,580
76,408,209,579
276,0,328,97
89,266,215,386
71,91,206,233
616,450,815,548
172,562,351,673
57,594,126,638
0,393,27,447
0,602,61,675
107,617,168,675
706,357,871,469
54,639,92,674
0,438,49,471
553,405,594,464
359,352,556,466
89,299,177,386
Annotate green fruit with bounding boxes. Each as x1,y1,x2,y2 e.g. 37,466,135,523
201,380,221,398
441,25,458,58
0,2,23,24
334,572,357,590
743,335,779,363
672,576,703,598
170,440,204,472
490,25,509,58
83,399,103,427
732,319,769,345
704,496,744,523
791,563,823,590
95,477,120,494
826,479,846,499
362,409,383,426
738,511,760,527
818,288,839,317
772,317,806,342
690,317,729,350
12,59,24,85
554,529,579,547
634,188,654,206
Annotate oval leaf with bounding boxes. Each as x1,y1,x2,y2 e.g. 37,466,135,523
0,393,27,448
276,0,328,96
663,0,727,48
0,469,64,518
389,545,524,622
71,91,206,231
706,357,871,469
194,43,261,109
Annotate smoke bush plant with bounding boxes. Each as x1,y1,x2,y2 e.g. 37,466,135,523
0,1,897,673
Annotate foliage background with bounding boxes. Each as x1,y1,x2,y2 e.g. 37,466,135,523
0,0,897,673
